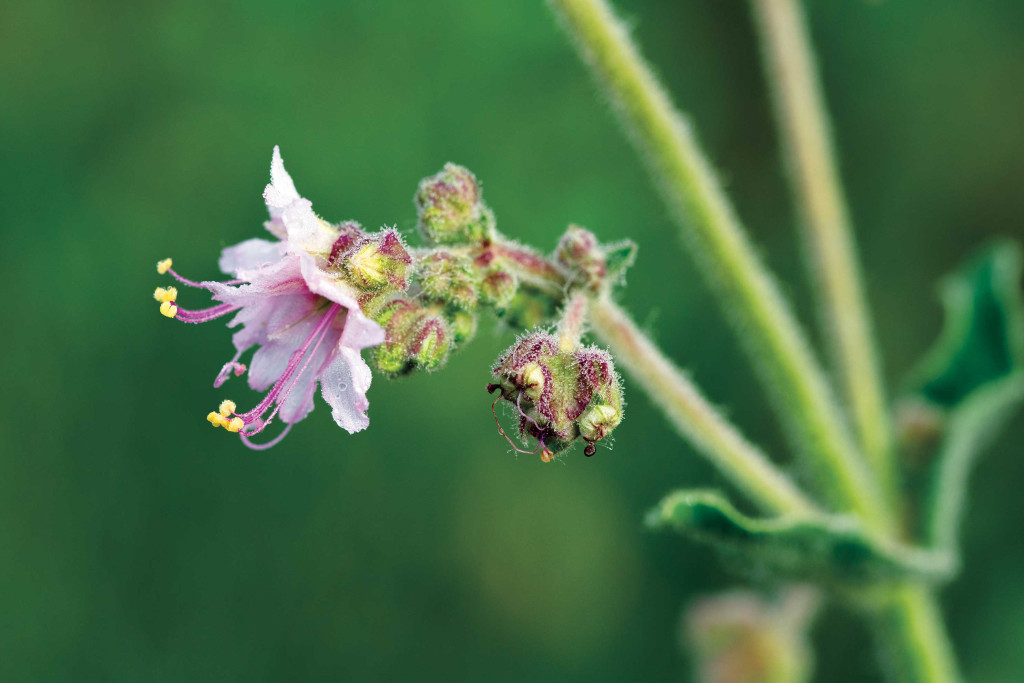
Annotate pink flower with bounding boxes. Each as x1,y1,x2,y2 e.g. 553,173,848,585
154,147,385,449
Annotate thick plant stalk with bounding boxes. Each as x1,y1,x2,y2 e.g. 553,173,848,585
547,0,887,529
750,0,895,499
590,297,816,517
870,585,960,683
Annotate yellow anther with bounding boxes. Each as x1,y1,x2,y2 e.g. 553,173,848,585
153,286,178,303
218,400,237,417
157,258,173,275
159,301,178,318
207,411,224,427
226,417,245,433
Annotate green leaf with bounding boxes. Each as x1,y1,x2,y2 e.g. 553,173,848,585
647,490,955,585
907,241,1024,406
603,240,637,282
899,241,1024,549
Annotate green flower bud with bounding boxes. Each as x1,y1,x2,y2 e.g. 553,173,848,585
499,285,558,330
371,297,421,376
415,163,494,245
345,229,412,292
480,268,518,311
418,249,479,309
449,308,478,345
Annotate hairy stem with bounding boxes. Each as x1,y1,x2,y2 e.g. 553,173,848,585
750,0,895,500
547,0,887,529
869,585,960,683
590,297,817,516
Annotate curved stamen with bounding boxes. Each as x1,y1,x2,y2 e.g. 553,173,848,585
233,303,341,436
173,303,240,324
240,423,293,451
167,266,244,290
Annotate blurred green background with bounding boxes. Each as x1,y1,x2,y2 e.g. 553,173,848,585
1,0,1022,680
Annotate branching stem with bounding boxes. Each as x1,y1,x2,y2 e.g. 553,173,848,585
750,0,895,500
547,0,888,530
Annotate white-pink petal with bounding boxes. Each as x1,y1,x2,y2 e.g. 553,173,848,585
218,238,284,276
320,346,374,434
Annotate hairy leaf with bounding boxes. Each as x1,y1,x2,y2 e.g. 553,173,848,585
647,490,955,585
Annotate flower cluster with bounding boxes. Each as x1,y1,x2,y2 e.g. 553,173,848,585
153,152,631,455
488,329,623,461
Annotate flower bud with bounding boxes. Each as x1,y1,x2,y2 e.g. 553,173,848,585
418,250,479,309
555,225,636,291
415,163,494,245
490,332,623,460
326,220,365,266
371,297,421,375
685,589,816,683
449,308,478,345
499,285,559,330
345,229,412,291
409,313,452,371
480,268,518,311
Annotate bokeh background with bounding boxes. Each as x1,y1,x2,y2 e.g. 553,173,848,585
2,0,1022,680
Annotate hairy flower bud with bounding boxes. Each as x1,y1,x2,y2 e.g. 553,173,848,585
499,286,559,330
326,220,365,266
345,229,412,292
449,308,478,345
418,250,479,308
555,225,636,292
480,268,518,311
409,313,452,371
489,332,623,461
415,163,494,245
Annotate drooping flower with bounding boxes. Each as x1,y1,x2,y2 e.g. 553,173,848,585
153,147,399,448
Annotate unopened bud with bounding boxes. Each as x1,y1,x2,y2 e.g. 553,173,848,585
409,314,452,371
372,298,421,375
327,220,365,266
490,332,623,457
419,250,479,308
415,163,494,245
345,229,412,291
449,308,478,345
555,225,636,291
499,285,559,330
480,268,518,311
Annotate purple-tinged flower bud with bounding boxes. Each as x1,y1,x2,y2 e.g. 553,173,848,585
345,228,412,292
555,225,636,291
372,297,422,375
418,250,479,309
327,220,365,266
480,268,518,311
409,313,452,371
415,163,494,245
489,332,623,461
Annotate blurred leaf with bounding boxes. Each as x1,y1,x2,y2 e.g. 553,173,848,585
646,490,955,585
603,240,637,284
907,241,1024,406
899,241,1024,549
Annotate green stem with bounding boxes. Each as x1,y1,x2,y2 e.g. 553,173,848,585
589,297,817,516
750,0,895,500
869,585,960,683
547,0,887,529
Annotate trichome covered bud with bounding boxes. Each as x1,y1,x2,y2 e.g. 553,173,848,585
488,331,623,461
415,163,494,245
343,228,412,292
418,249,480,309
555,224,636,292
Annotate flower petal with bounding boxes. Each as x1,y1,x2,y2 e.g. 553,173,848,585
218,238,284,276
320,345,374,433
